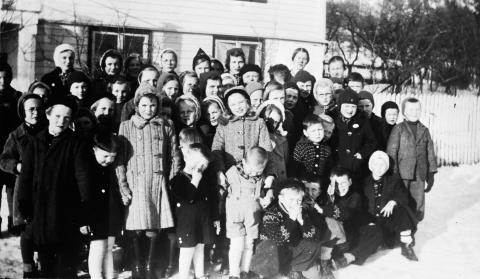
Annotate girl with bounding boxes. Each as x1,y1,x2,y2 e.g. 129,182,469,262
116,83,181,279
66,71,92,108
40,43,77,98
92,49,123,98
162,73,181,102
171,143,219,279
158,49,179,91
210,59,225,75
291,47,310,77
27,81,51,104
0,94,45,278
192,48,211,77
200,95,227,148
88,130,123,279
175,94,202,134
180,71,199,98
90,94,116,133
225,48,246,85
312,78,336,117
124,53,142,94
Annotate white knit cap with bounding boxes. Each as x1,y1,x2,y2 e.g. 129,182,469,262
53,44,76,67
368,150,390,172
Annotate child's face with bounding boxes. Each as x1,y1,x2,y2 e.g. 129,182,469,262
163,80,180,99
207,103,221,126
160,106,173,119
403,102,421,122
266,109,282,132
268,89,285,105
127,58,141,76
74,116,94,134
24,98,42,126
348,81,363,93
32,87,48,102
205,79,222,97
138,96,157,120
94,98,115,118
111,83,130,103
369,157,389,178
293,52,309,70
194,60,211,77
285,88,299,110
93,146,117,167
250,90,263,111
141,70,159,88
314,86,333,106
335,175,352,197
229,56,245,75
358,99,373,118
242,158,267,177
340,103,357,119
183,76,199,95
105,56,121,76
179,100,196,127
329,61,345,79
242,71,260,84
279,189,304,212
384,108,399,125
296,81,312,97
305,182,321,201
323,122,334,140
47,105,72,135
161,53,177,72
185,150,209,172
70,82,88,100
228,93,250,117
303,123,324,144
58,50,75,72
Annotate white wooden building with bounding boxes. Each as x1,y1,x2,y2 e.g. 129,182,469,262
1,0,327,91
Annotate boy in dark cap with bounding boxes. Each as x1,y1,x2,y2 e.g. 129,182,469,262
239,64,262,85
358,90,385,150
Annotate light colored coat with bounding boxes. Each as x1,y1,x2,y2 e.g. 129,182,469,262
386,121,437,181
116,115,181,230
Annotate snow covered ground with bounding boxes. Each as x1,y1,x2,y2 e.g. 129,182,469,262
2,165,480,279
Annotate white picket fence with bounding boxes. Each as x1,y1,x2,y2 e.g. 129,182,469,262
371,91,480,166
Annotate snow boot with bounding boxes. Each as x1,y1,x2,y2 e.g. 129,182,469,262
401,243,418,261
320,260,335,279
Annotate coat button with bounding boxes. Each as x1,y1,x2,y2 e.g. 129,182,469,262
347,132,352,136
346,149,351,154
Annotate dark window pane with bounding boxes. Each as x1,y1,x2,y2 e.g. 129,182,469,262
124,35,145,56
93,33,118,64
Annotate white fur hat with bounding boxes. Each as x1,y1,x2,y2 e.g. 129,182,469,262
368,150,390,171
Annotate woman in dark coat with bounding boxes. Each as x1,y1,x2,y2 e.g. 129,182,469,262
92,49,123,98
17,96,94,278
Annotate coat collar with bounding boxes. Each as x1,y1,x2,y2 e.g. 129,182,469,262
228,112,258,123
402,121,427,142
131,114,163,129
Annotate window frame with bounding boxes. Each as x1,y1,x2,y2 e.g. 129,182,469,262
212,35,265,68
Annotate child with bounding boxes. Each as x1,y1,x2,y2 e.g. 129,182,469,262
0,93,45,277
312,78,336,117
180,71,200,98
225,147,271,279
327,56,346,81
319,114,335,142
88,130,124,279
92,49,123,98
263,81,294,137
347,72,364,93
200,95,227,148
211,86,273,188
40,43,76,98
386,97,437,221
158,49,179,91
257,101,289,179
66,71,91,108
330,89,377,189
199,71,222,99
116,83,181,279
293,70,316,99
225,48,246,85
292,114,332,181
74,108,97,139
175,94,202,135
124,53,142,94
193,48,211,77
90,94,116,132
210,59,225,75
239,64,262,85
267,64,292,85
162,73,181,102
381,101,400,143
245,82,264,112
358,90,385,150
110,77,131,129
27,81,51,104
171,143,219,279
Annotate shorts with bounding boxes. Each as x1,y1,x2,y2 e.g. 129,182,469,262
225,198,262,239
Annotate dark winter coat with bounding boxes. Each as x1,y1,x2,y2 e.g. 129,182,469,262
330,112,377,174
386,121,438,181
17,128,94,247
0,86,21,184
41,68,78,98
368,113,386,151
0,123,43,226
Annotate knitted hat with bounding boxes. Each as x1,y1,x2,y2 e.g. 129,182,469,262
175,94,201,122
27,81,52,99
134,82,162,107
381,101,399,118
47,95,78,114
245,82,264,96
293,70,316,84
53,44,75,68
203,95,227,115
99,49,123,73
337,88,359,107
17,93,43,120
65,71,90,92
273,178,306,197
192,48,210,70
368,150,390,172
239,64,262,80
358,90,375,107
224,86,250,112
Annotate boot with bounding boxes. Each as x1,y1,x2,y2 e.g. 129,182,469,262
401,243,418,261
131,234,143,279
320,260,335,279
145,234,158,279
330,256,349,271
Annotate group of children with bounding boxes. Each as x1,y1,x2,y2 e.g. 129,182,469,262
0,44,438,279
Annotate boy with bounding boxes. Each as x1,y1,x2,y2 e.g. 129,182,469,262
293,70,316,98
110,77,131,129
347,72,364,93
245,82,264,112
330,89,377,190
239,64,262,85
66,71,90,107
387,97,437,221
358,90,385,150
225,147,271,279
292,114,332,181
381,101,400,144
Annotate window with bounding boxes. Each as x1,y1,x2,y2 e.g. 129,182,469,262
90,28,150,69
214,36,264,67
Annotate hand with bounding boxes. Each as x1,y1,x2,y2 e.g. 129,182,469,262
16,163,22,173
213,221,221,235
314,203,323,214
425,172,435,193
120,186,132,206
80,226,91,235
380,200,397,217
264,176,275,189
259,196,272,209
354,153,362,160
327,182,335,196
217,172,227,187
